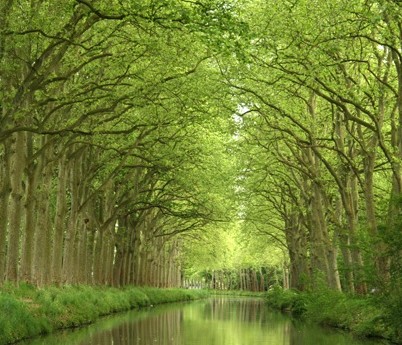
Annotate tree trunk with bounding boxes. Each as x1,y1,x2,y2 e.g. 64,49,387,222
0,141,11,284
6,131,26,283
258,268,264,291
32,146,53,287
86,223,96,285
51,156,68,285
308,180,331,288
104,230,115,285
20,140,38,283
282,263,290,290
348,174,367,294
62,147,83,284
285,210,309,291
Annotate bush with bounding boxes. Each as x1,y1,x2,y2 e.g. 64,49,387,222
380,288,402,343
265,287,306,314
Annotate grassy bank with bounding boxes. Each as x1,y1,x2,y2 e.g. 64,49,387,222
265,287,402,344
0,283,209,345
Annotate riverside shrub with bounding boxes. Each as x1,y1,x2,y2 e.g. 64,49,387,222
265,287,396,343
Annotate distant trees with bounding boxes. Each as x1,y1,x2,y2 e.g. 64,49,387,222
181,222,285,291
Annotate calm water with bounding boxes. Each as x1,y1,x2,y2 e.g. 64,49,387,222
22,297,390,345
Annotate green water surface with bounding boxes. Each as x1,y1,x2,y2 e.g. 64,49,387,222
22,297,390,345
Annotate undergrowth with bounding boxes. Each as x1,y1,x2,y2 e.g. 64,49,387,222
265,286,401,344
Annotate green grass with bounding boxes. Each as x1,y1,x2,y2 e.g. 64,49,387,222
0,283,209,345
264,287,401,344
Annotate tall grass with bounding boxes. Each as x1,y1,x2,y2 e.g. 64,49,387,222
0,283,208,345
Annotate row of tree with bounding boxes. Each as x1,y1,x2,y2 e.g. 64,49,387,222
234,0,402,293
2,0,401,294
0,0,239,287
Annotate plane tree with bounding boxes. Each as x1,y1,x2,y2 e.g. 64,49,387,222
0,0,245,286
226,0,400,292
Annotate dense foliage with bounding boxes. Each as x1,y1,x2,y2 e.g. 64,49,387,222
231,0,402,295
0,0,242,287
0,0,401,305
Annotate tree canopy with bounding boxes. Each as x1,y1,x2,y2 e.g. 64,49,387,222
0,0,401,295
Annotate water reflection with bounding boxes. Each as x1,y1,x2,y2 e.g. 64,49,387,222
23,297,389,345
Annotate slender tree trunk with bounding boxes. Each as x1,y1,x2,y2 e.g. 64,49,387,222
77,217,88,284
282,264,290,290
6,131,26,283
113,242,124,287
86,224,96,285
85,200,98,285
104,230,115,285
259,268,265,291
285,211,310,291
348,174,367,294
328,197,342,292
0,141,11,284
63,147,83,284
127,221,138,285
73,154,91,284
32,146,53,287
93,228,103,285
133,233,141,285
245,268,250,291
363,152,383,281
251,269,258,291
20,150,38,283
51,156,67,285
385,47,402,287
309,180,331,287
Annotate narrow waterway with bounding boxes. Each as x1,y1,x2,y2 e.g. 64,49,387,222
22,297,390,345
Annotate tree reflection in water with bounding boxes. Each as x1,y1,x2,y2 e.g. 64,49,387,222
22,298,388,345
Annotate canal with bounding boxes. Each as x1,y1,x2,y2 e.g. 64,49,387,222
21,297,390,345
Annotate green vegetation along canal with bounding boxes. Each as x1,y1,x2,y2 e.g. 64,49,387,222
21,297,390,345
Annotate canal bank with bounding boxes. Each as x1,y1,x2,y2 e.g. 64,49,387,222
263,287,402,344
0,284,208,345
